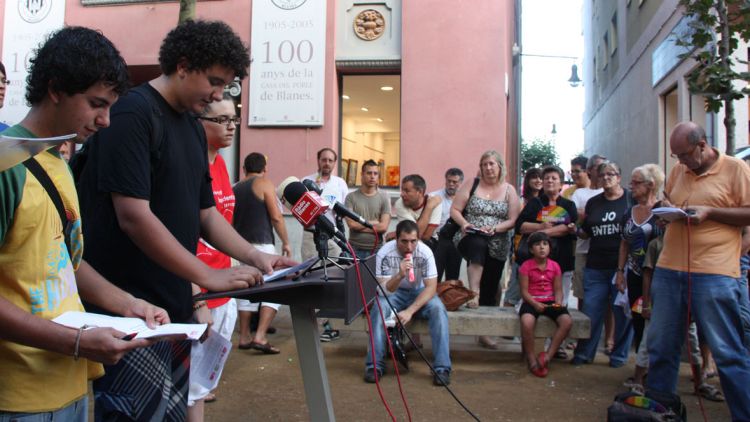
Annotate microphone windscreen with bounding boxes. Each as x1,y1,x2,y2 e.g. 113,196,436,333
276,176,300,203
282,181,309,206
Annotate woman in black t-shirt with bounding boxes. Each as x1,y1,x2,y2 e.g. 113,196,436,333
572,161,634,368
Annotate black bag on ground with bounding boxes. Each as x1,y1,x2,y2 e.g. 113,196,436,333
606,391,685,422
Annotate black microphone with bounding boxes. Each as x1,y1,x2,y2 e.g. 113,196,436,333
302,179,323,195
303,179,374,230
282,181,348,244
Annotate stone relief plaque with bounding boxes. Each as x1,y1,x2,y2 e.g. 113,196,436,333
353,9,385,41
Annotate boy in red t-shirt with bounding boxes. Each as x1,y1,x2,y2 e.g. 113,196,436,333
519,232,573,377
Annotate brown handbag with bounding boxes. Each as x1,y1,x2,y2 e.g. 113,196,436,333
436,280,477,311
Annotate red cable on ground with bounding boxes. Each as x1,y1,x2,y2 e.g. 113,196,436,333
347,242,396,421
368,269,413,422
349,242,412,421
684,217,708,422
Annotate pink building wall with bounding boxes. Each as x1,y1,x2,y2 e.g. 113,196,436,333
401,0,515,188
59,0,515,188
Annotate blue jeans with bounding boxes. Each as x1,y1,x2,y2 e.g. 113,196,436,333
648,268,750,421
573,268,633,367
738,269,750,351
365,288,451,373
0,397,87,422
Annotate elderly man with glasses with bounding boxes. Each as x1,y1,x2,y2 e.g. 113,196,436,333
647,121,750,420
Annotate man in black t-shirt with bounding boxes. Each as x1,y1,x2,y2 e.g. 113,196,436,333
77,21,295,421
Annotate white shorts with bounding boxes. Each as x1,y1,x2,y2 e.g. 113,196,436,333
188,299,238,405
235,243,281,311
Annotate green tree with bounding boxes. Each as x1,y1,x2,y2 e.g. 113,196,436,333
678,0,750,155
521,139,559,173
178,0,195,24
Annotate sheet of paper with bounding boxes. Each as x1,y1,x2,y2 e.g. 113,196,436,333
52,311,207,340
263,256,317,282
0,133,76,172
189,329,232,390
652,206,689,222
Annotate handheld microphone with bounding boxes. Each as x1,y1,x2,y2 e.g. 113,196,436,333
282,181,348,245
405,253,415,282
303,179,374,230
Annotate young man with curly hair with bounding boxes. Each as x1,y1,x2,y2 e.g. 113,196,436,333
77,20,296,421
0,27,170,421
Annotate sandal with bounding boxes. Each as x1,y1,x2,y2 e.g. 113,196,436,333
696,383,725,402
629,384,645,396
538,351,549,370
204,392,217,403
466,297,479,309
248,341,281,354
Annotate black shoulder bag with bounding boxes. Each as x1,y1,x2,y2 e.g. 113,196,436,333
23,157,73,257
438,177,480,239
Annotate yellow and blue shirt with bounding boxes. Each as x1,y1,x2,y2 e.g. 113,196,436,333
0,125,102,412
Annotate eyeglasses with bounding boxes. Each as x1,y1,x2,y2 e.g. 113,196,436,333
630,180,646,186
670,144,698,160
571,169,584,174
198,115,241,126
0,79,9,86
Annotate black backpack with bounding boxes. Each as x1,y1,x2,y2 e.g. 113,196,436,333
607,390,686,422
70,84,164,182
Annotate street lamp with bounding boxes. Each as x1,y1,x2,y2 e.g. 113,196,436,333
568,64,582,87
512,43,581,87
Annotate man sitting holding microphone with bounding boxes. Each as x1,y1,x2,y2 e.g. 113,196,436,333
364,220,452,386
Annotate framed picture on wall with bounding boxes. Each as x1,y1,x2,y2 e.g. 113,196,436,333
378,159,385,186
340,159,349,183
347,159,358,186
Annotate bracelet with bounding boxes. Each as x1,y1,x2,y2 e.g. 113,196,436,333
73,326,85,361
193,301,207,311
616,268,624,273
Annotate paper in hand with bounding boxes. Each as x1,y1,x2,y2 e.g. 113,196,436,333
53,311,207,340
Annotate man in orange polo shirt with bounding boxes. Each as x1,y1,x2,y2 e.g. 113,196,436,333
647,121,750,420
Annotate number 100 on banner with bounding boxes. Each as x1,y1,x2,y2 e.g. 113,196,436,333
248,0,326,127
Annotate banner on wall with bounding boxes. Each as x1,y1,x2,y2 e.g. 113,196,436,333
248,0,326,127
1,0,66,127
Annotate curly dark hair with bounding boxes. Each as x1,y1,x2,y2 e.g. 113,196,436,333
159,20,250,79
26,26,128,106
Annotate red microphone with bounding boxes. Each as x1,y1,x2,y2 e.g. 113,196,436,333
405,253,415,282
283,181,329,227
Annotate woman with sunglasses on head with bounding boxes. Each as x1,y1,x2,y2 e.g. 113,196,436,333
615,163,664,393
571,161,634,368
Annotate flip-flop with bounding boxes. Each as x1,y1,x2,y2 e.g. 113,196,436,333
248,341,281,354
204,392,217,403
528,359,548,378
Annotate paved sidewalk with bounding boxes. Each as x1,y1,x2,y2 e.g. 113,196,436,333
205,306,730,421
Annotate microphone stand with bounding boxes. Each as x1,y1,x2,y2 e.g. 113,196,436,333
302,223,346,280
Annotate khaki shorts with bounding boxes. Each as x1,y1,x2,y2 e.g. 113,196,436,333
572,253,587,299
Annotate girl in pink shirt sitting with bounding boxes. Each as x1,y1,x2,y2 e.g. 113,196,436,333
519,232,573,377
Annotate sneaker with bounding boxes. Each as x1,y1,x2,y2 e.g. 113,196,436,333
609,360,626,368
570,356,587,366
319,329,340,342
554,346,568,360
364,367,384,383
433,369,451,386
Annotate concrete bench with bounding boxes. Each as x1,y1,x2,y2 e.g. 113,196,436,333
331,306,590,339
